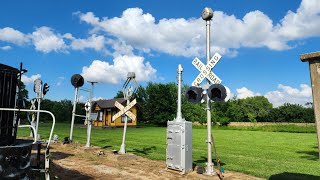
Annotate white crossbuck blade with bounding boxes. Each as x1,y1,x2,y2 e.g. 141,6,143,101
112,99,137,122
192,52,222,86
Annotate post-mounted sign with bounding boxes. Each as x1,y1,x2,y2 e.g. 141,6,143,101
112,99,137,121
191,53,222,86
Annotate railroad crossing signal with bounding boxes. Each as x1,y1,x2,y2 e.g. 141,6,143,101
112,99,137,122
187,52,230,103
192,52,222,86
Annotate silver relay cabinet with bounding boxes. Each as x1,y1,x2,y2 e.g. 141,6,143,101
166,120,192,174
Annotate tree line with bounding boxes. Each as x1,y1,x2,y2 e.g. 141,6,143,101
117,82,315,126
20,82,314,126
21,99,85,124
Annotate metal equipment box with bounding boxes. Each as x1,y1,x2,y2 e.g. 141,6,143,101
166,120,192,174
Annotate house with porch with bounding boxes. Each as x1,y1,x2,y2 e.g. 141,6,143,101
92,98,137,127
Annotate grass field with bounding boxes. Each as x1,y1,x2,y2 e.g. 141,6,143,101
17,123,320,179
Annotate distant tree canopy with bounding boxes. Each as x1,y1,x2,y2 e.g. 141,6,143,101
19,98,85,124
39,99,85,123
115,83,315,126
19,82,314,126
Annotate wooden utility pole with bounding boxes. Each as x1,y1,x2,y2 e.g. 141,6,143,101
300,51,320,160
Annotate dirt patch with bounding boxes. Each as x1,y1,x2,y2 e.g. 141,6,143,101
48,143,265,180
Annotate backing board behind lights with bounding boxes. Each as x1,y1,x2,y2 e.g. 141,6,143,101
71,74,84,88
185,84,229,103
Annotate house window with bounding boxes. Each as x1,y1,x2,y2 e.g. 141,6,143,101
98,111,103,121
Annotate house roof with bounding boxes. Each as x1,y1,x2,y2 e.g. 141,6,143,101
93,98,126,109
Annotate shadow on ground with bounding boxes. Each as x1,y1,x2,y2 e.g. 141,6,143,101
103,145,113,149
93,139,113,149
50,161,94,180
297,146,319,161
27,162,93,180
269,172,320,180
51,151,74,160
130,146,156,155
193,156,226,166
296,150,319,161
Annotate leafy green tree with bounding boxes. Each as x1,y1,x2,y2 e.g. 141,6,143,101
267,108,282,122
267,103,315,123
241,96,273,122
17,81,29,121
75,102,86,123
144,82,177,126
114,90,124,98
52,99,73,122
18,81,29,101
211,97,234,125
38,99,54,122
303,107,315,123
36,99,82,123
276,103,308,123
225,97,245,122
134,86,148,123
182,100,207,124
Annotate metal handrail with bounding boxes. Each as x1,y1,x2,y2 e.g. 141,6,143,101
18,124,37,144
0,108,55,149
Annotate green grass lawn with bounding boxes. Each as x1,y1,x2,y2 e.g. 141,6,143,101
17,123,320,179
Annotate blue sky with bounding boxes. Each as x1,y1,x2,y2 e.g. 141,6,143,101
0,0,319,107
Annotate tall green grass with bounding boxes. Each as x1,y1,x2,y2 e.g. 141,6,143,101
17,123,320,179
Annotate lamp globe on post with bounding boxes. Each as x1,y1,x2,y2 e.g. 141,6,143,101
202,7,213,21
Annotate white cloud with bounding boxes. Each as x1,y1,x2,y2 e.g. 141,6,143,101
92,97,104,101
236,87,261,99
0,0,319,58
70,34,106,51
77,95,103,103
0,45,12,51
56,77,65,86
30,26,67,53
265,84,312,107
21,74,42,85
81,55,156,84
108,39,134,57
76,0,320,57
0,27,29,45
236,84,312,107
77,95,87,103
63,33,74,40
275,0,320,40
76,11,101,27
78,9,205,57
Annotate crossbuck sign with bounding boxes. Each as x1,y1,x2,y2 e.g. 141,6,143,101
112,99,137,122
192,52,222,86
